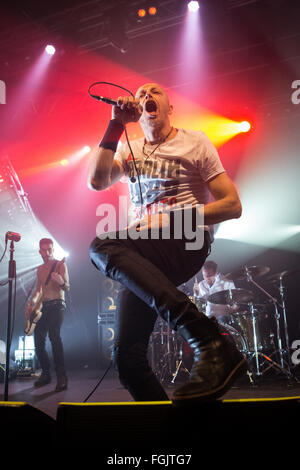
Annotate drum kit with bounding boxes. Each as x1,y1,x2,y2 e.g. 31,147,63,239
148,265,299,385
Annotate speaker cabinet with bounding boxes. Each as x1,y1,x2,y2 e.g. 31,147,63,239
56,396,300,452
97,312,115,367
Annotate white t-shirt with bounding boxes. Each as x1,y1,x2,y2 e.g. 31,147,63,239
197,274,235,319
115,128,225,228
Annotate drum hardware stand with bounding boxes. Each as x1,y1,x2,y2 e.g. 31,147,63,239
150,320,187,384
149,331,170,383
245,369,255,385
165,330,192,384
159,327,175,383
277,275,294,372
171,344,191,384
243,266,295,382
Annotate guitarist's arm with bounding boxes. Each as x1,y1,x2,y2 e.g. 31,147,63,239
51,261,70,292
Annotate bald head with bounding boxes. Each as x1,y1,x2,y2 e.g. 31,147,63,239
135,82,173,136
135,83,170,105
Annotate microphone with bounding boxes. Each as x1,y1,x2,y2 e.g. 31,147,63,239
90,94,118,106
90,94,143,112
6,231,21,242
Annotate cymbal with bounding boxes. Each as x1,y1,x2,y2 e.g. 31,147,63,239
225,265,270,281
208,288,254,305
265,269,299,283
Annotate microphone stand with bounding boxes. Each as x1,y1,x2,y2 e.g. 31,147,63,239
3,240,16,401
278,275,293,371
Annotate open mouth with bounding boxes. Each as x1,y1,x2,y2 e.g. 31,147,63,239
145,99,157,114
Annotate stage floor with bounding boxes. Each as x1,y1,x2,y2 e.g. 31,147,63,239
1,366,300,419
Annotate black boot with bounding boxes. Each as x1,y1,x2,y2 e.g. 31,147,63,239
55,372,68,392
172,316,248,406
34,371,51,388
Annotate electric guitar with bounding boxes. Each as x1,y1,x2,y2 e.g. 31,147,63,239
24,258,66,336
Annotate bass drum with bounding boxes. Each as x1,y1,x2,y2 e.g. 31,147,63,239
183,316,247,356
217,321,247,354
230,309,274,352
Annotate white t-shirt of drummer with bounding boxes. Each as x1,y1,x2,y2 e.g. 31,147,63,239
115,128,225,232
198,273,235,319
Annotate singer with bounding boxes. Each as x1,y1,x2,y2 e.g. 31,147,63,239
88,82,246,405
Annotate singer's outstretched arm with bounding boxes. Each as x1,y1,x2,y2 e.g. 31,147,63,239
87,147,124,191
88,97,141,191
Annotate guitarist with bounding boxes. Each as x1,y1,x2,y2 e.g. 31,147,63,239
25,238,70,391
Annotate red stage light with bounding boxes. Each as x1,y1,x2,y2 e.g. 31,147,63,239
149,7,157,15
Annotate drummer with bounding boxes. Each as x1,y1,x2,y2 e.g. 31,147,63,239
193,260,238,323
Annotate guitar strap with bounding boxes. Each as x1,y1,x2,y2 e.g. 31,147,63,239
44,260,59,286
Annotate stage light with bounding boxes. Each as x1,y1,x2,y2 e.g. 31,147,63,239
138,9,146,18
60,145,91,166
149,7,157,15
188,1,199,12
20,145,92,177
239,121,251,132
45,45,56,55
54,244,69,259
178,113,252,148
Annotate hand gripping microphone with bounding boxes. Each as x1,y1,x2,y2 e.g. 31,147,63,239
88,82,143,199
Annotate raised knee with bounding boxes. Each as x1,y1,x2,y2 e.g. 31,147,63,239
89,237,106,259
89,237,111,273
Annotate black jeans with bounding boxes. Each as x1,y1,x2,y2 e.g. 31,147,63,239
34,299,66,376
90,223,211,401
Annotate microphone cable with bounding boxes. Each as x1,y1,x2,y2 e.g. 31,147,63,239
82,360,113,403
0,237,8,265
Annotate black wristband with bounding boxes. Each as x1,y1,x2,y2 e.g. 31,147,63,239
99,119,124,152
